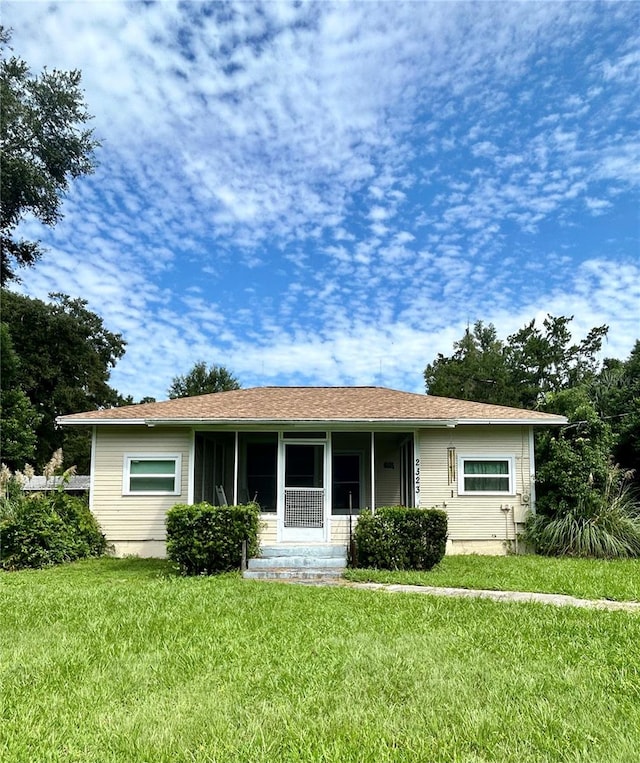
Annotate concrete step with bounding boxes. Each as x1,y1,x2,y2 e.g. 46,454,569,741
243,567,344,581
244,543,347,581
259,544,347,559
247,555,345,570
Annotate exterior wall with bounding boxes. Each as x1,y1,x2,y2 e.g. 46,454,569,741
91,423,533,558
331,516,355,545
418,425,533,554
259,515,277,544
92,426,191,554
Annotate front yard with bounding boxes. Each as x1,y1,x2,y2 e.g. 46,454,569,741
1,557,639,762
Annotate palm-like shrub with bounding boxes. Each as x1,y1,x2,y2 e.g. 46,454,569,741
525,468,640,558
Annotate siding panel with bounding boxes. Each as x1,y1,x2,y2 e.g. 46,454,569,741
418,426,533,544
93,427,192,542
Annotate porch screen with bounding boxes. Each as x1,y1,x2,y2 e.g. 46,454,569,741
284,489,324,528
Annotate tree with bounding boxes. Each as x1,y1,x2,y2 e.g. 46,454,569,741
424,321,516,406
1,290,125,470
591,341,640,487
424,315,608,409
0,322,41,468
506,315,608,409
168,362,240,399
535,387,617,516
0,27,99,283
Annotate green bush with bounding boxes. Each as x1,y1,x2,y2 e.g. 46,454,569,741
0,492,107,570
166,502,260,575
353,506,447,570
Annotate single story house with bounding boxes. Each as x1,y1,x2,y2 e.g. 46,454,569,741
56,386,566,557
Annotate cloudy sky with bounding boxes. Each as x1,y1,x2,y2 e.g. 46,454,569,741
4,1,639,401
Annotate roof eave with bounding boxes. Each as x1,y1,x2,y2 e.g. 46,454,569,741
57,415,567,428
56,418,147,426
455,417,568,426
146,417,461,428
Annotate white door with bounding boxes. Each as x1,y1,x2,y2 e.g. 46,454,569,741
281,442,327,542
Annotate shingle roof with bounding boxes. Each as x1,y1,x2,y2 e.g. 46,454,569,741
56,386,566,426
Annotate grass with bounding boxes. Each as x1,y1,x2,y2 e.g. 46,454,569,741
1,558,640,762
344,553,640,602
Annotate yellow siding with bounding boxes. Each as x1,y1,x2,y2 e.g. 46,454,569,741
331,516,358,544
373,434,402,508
92,426,191,542
259,516,277,544
418,426,532,545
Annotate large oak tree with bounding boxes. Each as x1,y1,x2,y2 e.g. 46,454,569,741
1,290,125,471
0,26,99,282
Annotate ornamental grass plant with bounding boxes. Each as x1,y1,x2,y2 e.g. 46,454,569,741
525,466,640,559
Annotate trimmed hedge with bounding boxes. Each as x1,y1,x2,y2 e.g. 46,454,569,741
353,506,447,570
166,502,260,575
0,492,107,570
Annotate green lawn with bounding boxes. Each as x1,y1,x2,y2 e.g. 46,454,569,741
345,553,640,602
1,558,640,762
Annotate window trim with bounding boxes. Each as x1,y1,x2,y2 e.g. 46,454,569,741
457,454,515,496
123,453,182,496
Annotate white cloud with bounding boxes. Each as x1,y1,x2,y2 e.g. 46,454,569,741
4,1,638,402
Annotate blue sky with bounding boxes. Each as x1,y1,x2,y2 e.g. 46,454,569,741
5,1,639,401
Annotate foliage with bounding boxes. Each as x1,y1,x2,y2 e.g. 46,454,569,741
168,361,240,398
166,502,260,575
535,387,617,516
524,467,640,559
353,506,447,570
0,27,99,283
425,321,517,406
0,323,41,466
1,290,125,471
0,457,107,570
424,315,608,409
508,315,608,409
591,340,640,489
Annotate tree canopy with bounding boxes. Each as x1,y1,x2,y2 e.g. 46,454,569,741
424,315,608,409
0,322,41,466
168,362,240,399
0,26,99,283
1,290,125,471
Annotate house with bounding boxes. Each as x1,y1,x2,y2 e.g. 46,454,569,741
56,386,566,558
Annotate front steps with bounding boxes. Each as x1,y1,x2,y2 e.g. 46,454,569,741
243,544,348,581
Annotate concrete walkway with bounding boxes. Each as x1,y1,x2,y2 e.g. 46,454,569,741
337,580,640,612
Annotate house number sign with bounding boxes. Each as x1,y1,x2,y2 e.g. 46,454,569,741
415,457,420,497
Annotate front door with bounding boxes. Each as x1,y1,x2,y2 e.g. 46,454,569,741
281,442,327,542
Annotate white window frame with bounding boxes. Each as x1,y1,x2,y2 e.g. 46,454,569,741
123,453,182,496
457,454,515,496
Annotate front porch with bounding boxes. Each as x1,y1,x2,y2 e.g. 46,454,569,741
193,429,418,546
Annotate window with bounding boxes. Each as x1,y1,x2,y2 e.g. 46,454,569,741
123,454,182,495
458,455,514,495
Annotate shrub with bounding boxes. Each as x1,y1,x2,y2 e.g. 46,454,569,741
524,470,640,559
0,492,107,570
353,506,447,570
166,502,260,575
